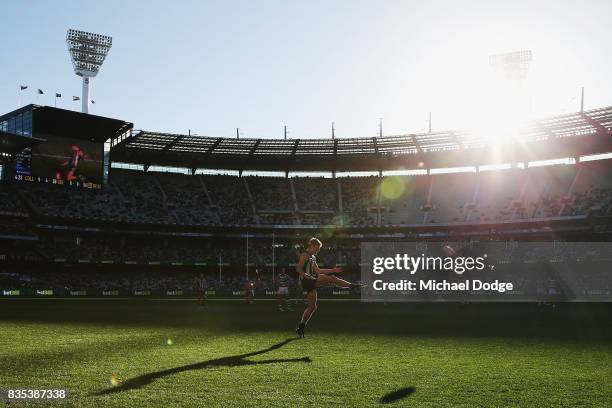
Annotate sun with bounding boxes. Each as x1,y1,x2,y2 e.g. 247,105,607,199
454,56,534,146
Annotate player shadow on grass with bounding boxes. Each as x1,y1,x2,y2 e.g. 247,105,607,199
379,387,416,404
93,337,309,396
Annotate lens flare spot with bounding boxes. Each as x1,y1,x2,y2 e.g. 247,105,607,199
381,176,405,200
110,373,122,387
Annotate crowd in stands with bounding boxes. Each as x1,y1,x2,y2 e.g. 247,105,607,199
379,161,612,225
205,175,253,225
1,161,611,230
0,184,28,216
4,227,610,269
1,234,360,266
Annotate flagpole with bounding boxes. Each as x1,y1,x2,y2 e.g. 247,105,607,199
18,85,28,108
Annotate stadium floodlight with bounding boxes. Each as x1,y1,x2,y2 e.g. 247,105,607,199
468,50,534,142
488,50,532,82
66,29,112,114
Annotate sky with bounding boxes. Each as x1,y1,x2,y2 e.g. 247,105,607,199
1,0,611,139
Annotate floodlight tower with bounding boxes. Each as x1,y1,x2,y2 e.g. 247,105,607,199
488,50,532,83
66,29,112,114
488,50,533,117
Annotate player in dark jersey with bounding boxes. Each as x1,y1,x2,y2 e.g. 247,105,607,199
244,280,255,304
193,273,207,306
276,268,291,311
295,237,362,338
59,144,86,181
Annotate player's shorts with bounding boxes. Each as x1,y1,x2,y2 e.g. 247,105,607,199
277,287,289,295
301,277,317,293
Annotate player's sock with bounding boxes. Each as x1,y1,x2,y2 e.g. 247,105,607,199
296,321,306,338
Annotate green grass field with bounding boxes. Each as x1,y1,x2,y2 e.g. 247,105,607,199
0,299,610,407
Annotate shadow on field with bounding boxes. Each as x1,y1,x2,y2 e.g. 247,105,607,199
93,337,309,396
2,300,611,341
380,387,416,404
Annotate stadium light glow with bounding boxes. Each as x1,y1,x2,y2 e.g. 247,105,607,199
528,158,576,168
381,169,428,176
579,152,612,162
478,163,512,172
335,171,379,178
489,50,532,82
430,166,477,175
66,29,112,114
460,50,534,144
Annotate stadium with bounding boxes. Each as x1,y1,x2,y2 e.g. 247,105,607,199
1,2,611,407
3,104,612,295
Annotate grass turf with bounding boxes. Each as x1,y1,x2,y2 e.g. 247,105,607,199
0,299,610,407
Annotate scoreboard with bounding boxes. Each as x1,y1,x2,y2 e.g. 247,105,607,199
14,134,104,189
1,105,132,189
13,149,32,177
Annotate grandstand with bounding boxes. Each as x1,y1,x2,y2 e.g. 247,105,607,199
3,105,612,228
1,104,612,295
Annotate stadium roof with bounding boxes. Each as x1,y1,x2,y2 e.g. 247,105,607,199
0,131,45,155
1,105,133,143
33,106,133,143
111,106,612,172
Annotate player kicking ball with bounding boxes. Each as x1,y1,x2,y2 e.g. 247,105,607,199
295,238,363,338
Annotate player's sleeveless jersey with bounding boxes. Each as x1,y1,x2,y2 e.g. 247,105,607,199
278,273,289,287
71,148,83,168
301,253,317,279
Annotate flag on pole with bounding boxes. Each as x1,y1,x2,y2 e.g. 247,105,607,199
17,85,28,109
73,96,80,101
37,89,44,94
55,93,62,98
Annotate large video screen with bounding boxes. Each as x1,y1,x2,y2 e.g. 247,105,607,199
14,134,103,189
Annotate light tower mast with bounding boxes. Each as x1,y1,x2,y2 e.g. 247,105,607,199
488,50,532,116
66,29,112,113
